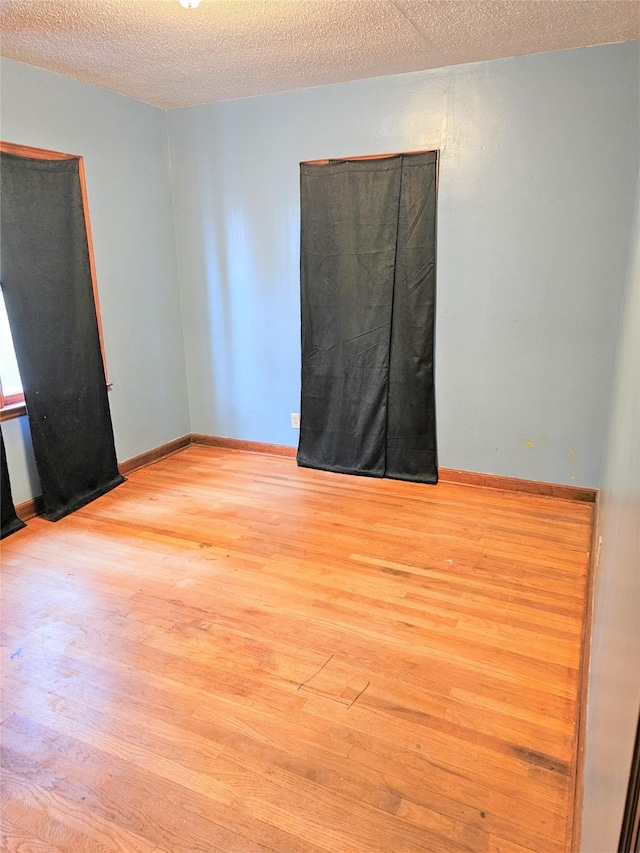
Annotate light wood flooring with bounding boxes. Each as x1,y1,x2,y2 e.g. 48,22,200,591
1,445,593,852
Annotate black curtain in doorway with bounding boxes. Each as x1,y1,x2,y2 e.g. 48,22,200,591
297,151,437,483
1,153,124,522
1,429,25,539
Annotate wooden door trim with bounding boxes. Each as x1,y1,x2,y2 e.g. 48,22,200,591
569,490,600,851
301,149,438,165
0,140,110,384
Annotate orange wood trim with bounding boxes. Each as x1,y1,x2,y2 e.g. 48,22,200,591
302,149,437,165
14,434,597,522
189,437,597,501
569,491,600,851
10,436,192,519
0,141,110,385
15,495,44,522
0,141,77,160
76,155,109,382
2,392,24,406
118,435,192,476
438,468,597,503
0,401,27,422
190,433,298,458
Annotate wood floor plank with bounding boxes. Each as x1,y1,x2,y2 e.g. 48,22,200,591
1,767,168,853
0,446,592,852
1,818,68,853
1,715,282,853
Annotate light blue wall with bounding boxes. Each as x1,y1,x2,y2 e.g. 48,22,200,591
2,43,638,498
581,176,640,851
0,58,190,503
168,41,639,487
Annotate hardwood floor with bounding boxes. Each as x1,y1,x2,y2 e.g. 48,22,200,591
0,446,593,852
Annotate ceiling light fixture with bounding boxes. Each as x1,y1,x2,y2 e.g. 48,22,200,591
178,0,201,8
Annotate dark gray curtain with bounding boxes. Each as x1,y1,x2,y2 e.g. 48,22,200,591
1,429,25,539
297,151,437,483
0,153,124,522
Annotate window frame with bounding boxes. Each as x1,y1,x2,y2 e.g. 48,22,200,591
0,140,109,421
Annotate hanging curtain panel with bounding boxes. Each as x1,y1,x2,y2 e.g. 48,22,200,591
1,153,124,522
298,157,402,476
386,152,438,483
1,429,26,539
298,152,438,484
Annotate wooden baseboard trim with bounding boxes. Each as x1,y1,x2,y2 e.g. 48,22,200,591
189,437,596,501
569,491,600,851
189,437,597,502
190,433,298,458
15,495,44,522
13,436,192,520
118,435,192,476
11,435,598,522
438,467,597,503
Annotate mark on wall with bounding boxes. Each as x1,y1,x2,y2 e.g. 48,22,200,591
521,438,578,482
523,436,551,450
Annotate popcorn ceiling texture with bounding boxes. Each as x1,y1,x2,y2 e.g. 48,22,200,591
0,0,639,109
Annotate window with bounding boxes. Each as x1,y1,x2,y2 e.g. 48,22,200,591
0,287,24,411
0,140,109,422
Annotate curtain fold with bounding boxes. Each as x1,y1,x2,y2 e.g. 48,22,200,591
1,429,26,539
298,152,437,483
385,152,438,482
298,157,402,476
1,152,124,522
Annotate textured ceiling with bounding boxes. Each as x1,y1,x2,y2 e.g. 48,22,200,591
1,0,639,109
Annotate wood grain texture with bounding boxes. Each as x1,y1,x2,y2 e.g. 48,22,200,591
0,402,27,423
569,489,600,852
438,469,596,504
191,433,298,458
15,434,598,523
14,497,44,524
0,446,593,852
301,149,436,165
190,435,597,502
118,435,191,476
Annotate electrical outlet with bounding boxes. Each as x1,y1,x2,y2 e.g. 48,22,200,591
290,413,300,429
